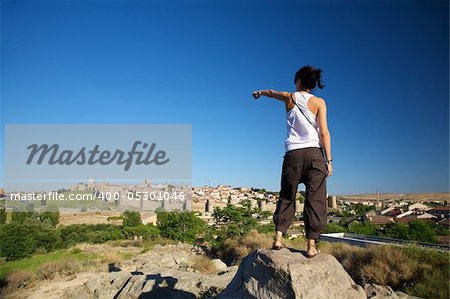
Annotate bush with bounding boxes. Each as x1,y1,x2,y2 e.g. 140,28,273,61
0,223,37,261
122,211,141,227
0,208,6,224
212,203,259,242
256,223,276,234
348,222,378,235
324,222,347,233
0,220,62,261
123,224,160,240
157,211,207,244
39,211,60,227
384,220,438,243
58,224,124,246
407,220,438,243
11,210,36,224
107,216,123,222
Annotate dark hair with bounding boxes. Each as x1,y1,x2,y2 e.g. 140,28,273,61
294,65,325,89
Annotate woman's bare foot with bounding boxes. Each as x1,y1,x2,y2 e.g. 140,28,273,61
272,231,284,249
306,240,320,258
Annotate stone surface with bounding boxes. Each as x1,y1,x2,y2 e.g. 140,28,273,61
363,283,424,299
211,259,228,272
217,247,367,299
60,244,238,299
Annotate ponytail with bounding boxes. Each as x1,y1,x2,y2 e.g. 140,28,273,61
314,69,325,89
294,65,325,90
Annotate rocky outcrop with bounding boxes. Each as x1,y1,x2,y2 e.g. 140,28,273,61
217,247,421,299
6,243,424,299
363,283,423,299
6,242,237,299
62,243,237,299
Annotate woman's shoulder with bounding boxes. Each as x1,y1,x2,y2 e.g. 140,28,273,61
309,94,326,104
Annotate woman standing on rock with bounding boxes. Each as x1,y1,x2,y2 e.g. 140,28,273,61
252,65,333,258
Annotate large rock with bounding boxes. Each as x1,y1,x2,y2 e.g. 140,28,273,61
217,247,366,299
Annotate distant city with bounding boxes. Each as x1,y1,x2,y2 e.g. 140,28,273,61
0,180,449,250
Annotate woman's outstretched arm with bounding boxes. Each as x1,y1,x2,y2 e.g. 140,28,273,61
252,89,294,111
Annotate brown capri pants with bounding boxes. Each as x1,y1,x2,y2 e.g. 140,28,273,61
273,147,328,241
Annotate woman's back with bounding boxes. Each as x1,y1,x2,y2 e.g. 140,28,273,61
285,91,321,152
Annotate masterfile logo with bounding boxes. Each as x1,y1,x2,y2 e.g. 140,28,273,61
5,124,192,191
26,141,171,171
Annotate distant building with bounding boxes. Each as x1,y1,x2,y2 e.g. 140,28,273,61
408,203,430,211
205,199,214,213
327,195,337,209
366,215,394,227
381,207,396,215
366,210,377,216
437,217,449,228
297,202,305,213
428,206,450,219
396,210,414,219
417,212,437,220
395,215,435,224
258,200,266,211
395,215,419,224
383,209,402,218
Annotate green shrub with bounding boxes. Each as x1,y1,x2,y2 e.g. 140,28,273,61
58,224,124,246
384,220,438,243
324,222,347,233
0,208,6,225
0,223,37,261
157,211,207,244
256,223,276,234
39,211,60,227
122,211,142,227
123,224,160,240
212,203,258,242
349,221,378,235
11,210,36,224
107,216,123,222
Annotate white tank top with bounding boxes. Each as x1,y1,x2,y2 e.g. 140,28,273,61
284,91,321,152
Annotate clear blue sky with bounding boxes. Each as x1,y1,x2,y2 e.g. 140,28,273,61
1,0,448,195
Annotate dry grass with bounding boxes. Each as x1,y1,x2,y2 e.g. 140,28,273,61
191,255,216,274
3,270,35,294
329,243,420,287
213,231,449,299
141,237,179,253
109,240,143,248
325,242,449,299
212,229,273,265
36,258,83,280
101,252,123,264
